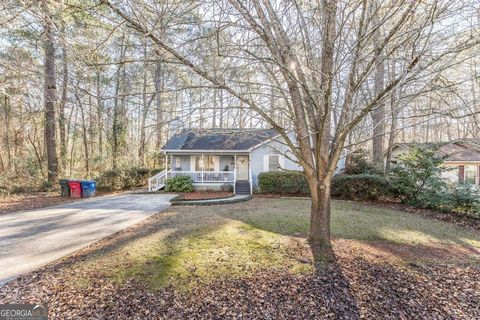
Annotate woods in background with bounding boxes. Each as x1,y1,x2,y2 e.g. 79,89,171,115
1,0,479,259
0,1,478,193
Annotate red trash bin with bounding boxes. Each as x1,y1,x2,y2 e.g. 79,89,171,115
68,180,82,198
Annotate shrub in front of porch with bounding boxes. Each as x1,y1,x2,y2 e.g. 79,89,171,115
165,175,194,193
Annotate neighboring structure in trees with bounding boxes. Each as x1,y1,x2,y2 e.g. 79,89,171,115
388,140,480,185
148,128,346,194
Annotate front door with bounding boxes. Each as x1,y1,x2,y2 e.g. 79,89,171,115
236,155,249,180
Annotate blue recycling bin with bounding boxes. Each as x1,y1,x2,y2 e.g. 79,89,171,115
80,180,96,198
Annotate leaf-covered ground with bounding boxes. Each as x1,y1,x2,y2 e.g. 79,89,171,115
1,198,479,319
0,192,78,214
0,191,119,215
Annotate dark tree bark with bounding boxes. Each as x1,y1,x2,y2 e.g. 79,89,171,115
95,69,104,156
2,95,12,171
112,35,127,169
59,28,68,174
42,0,58,183
75,92,90,177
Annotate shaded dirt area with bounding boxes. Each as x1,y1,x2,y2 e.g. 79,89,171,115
337,199,480,232
177,191,233,200
256,196,480,231
0,193,79,214
0,191,122,215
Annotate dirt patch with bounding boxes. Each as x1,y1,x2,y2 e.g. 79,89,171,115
258,196,480,231
0,191,119,215
362,200,480,231
337,239,480,265
177,191,233,200
0,193,80,214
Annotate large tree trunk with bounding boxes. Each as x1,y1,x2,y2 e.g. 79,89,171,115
95,69,103,156
58,5,68,174
307,174,333,262
75,92,90,177
306,0,338,262
59,34,68,174
2,95,12,171
112,35,127,169
42,0,58,183
138,42,149,166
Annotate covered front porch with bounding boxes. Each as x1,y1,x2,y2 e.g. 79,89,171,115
163,152,251,194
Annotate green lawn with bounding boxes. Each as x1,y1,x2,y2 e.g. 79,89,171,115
75,198,480,291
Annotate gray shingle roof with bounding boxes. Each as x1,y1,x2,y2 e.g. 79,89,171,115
163,128,279,151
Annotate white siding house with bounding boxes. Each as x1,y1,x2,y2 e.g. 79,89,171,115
147,128,346,194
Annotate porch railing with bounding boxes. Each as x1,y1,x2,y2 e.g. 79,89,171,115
167,171,235,183
148,169,167,192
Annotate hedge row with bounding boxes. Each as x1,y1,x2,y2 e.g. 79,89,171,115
258,171,390,201
258,171,309,195
331,174,390,201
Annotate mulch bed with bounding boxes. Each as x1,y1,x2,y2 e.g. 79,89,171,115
176,191,234,201
1,237,478,319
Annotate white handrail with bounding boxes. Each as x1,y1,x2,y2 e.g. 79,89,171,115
167,171,235,183
147,169,167,192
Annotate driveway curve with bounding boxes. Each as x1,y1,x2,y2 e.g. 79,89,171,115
0,193,175,284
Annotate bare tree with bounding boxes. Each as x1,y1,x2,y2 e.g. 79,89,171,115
100,0,479,259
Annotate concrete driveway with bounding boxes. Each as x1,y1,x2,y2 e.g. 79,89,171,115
0,193,175,284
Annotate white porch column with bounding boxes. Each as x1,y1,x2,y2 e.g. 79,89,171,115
201,154,204,183
249,153,252,195
234,154,237,193
165,153,168,178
